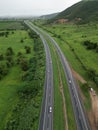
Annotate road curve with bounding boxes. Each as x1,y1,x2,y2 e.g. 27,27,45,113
46,35,91,130
24,21,53,130
26,21,91,130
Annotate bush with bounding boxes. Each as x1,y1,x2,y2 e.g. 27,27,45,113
83,40,98,51
87,68,96,80
24,46,31,54
20,39,24,43
19,58,29,71
6,56,14,66
5,47,14,56
0,62,9,79
0,54,4,60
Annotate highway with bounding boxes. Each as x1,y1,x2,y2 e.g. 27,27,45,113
24,21,53,130
25,21,91,130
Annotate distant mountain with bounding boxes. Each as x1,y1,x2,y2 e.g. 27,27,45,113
50,0,98,24
39,13,59,19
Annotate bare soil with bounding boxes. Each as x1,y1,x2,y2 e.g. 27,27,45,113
89,91,98,130
71,68,86,84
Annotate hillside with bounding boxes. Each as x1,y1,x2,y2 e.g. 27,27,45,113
39,12,59,19
51,0,98,24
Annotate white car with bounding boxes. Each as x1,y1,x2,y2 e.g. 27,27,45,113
69,80,71,84
49,107,52,113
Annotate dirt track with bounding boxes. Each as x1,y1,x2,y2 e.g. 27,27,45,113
89,91,98,130
71,68,86,84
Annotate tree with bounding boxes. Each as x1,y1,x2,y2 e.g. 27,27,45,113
87,68,96,80
20,58,29,71
24,46,31,54
6,47,14,56
20,39,24,43
0,54,4,60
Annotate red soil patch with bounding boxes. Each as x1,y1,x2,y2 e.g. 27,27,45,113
71,68,86,84
89,91,98,130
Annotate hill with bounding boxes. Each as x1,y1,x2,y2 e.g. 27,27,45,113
51,0,98,24
39,12,59,19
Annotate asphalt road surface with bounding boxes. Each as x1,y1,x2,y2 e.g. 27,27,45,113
25,21,91,130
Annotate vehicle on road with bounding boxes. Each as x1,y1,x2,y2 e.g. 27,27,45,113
69,80,71,84
49,107,52,113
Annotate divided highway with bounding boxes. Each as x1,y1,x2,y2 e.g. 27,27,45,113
24,21,53,130
25,21,91,130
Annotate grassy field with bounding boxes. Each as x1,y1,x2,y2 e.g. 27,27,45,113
0,22,45,130
42,23,98,75
0,21,24,30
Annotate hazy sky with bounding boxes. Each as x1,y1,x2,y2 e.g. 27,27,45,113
0,0,81,17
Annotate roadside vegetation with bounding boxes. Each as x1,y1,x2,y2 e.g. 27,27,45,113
0,21,45,130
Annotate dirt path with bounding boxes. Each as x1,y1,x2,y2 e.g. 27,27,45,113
89,91,98,130
71,68,86,84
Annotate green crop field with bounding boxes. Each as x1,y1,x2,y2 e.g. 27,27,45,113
0,21,45,130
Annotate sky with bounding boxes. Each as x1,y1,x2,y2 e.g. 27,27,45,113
0,0,81,17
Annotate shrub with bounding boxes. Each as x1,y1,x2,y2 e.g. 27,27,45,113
5,47,14,56
19,58,29,71
0,54,4,60
24,46,31,54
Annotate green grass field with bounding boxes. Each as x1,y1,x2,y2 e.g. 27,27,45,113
0,22,45,130
42,23,98,75
0,21,24,30
0,29,34,129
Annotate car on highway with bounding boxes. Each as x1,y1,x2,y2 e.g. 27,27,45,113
69,80,71,84
49,107,52,113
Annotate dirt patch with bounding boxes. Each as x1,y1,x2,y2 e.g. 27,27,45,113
89,90,98,130
71,68,86,84
71,68,86,101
